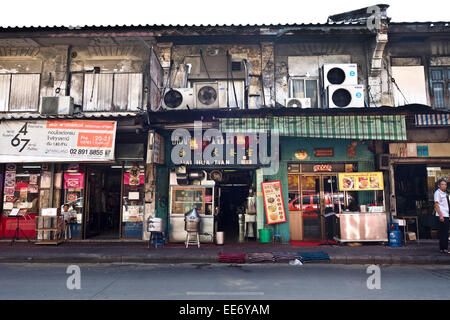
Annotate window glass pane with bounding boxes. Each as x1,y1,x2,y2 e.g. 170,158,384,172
431,69,443,80
447,69,450,80
9,74,40,111
433,83,445,108
305,79,318,108
291,79,305,98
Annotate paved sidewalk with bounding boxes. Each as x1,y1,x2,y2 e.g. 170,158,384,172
0,240,449,265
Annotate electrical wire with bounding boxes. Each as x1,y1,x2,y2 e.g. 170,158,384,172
383,58,409,104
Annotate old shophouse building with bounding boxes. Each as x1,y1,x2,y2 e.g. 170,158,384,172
0,4,448,243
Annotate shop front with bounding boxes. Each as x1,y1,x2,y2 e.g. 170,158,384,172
160,127,262,244
219,114,407,242
389,141,450,239
0,118,147,241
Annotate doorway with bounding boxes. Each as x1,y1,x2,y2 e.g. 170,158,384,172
217,170,253,242
288,173,347,241
85,166,122,239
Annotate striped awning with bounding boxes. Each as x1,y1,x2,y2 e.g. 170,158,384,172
219,115,407,140
415,113,450,126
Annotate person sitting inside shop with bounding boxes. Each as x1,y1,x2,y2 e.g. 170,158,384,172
62,204,77,240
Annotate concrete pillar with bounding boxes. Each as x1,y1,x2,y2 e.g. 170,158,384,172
261,42,275,107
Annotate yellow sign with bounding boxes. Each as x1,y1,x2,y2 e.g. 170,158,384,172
338,172,384,191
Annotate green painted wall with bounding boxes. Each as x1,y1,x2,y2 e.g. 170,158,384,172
262,136,376,242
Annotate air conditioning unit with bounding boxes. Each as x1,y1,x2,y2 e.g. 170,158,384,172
327,85,365,108
322,64,358,88
194,82,220,109
378,154,390,170
217,80,245,109
40,96,74,115
285,98,311,108
162,88,194,110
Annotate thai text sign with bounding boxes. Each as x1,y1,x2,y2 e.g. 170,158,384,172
0,120,116,163
261,180,287,225
338,172,384,191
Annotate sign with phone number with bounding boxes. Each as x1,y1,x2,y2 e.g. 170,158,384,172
0,120,116,163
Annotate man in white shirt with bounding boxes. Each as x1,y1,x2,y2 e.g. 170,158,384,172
61,204,77,240
434,179,449,253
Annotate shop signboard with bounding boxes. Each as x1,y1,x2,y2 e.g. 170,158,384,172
338,172,384,191
0,120,117,163
261,180,287,225
147,131,165,164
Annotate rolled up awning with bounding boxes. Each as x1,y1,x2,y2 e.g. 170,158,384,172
415,113,449,126
219,115,407,141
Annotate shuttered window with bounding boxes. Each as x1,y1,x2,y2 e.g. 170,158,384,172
430,67,450,109
83,73,142,111
0,73,40,112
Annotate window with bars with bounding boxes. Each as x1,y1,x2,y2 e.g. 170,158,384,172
288,77,319,108
82,73,143,111
429,66,450,109
0,73,41,112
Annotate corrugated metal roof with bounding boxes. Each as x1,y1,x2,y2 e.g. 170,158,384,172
0,22,367,31
0,111,142,120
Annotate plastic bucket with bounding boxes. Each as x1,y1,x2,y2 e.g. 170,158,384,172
258,229,271,243
216,232,224,245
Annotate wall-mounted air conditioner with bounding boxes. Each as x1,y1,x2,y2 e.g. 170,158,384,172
285,98,311,108
327,85,365,108
162,88,194,110
217,80,245,109
194,82,220,109
322,64,358,88
40,96,74,115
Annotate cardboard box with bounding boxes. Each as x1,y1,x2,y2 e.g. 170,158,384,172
407,232,416,241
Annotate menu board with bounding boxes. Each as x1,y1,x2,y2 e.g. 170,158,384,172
338,172,384,191
261,180,287,225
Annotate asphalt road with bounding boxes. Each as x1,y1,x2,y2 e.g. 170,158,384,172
0,263,449,300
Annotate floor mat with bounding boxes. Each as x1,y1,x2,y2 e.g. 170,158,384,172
290,241,323,246
247,252,275,263
297,251,330,263
218,253,246,263
272,252,302,262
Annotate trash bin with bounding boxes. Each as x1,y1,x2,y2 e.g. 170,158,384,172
258,229,271,243
216,231,224,245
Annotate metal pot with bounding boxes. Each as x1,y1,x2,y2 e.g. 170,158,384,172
185,208,201,232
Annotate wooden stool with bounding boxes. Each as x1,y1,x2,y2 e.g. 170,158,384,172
148,231,166,248
185,231,200,248
272,234,283,244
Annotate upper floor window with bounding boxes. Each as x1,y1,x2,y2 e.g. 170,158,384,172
0,73,40,112
429,66,450,109
288,77,319,108
82,72,143,112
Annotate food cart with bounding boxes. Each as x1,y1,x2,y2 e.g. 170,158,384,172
334,172,388,243
169,185,217,243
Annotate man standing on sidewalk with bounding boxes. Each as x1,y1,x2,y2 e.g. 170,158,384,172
435,179,450,253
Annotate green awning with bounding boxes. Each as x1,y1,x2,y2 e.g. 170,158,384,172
219,115,407,140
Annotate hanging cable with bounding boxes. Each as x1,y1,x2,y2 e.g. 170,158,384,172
199,49,211,80
383,58,409,104
227,51,239,109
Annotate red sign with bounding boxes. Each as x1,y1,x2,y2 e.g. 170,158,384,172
313,164,333,172
261,180,287,225
64,173,84,190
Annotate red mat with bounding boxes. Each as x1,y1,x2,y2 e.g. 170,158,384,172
290,240,337,246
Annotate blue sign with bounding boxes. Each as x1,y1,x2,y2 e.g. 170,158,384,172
349,71,356,77
356,92,362,98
